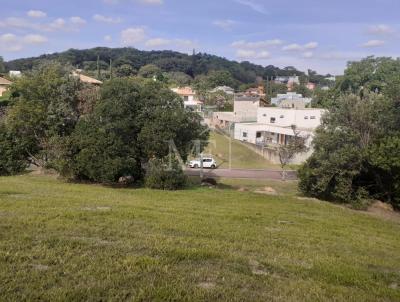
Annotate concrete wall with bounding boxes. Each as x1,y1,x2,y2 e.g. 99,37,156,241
233,100,259,121
257,108,324,128
0,86,7,97
239,140,313,165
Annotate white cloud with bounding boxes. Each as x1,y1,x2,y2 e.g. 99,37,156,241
282,43,303,52
236,49,270,60
121,27,147,45
213,19,236,31
107,0,163,4
0,16,86,32
0,33,48,52
104,35,113,42
362,40,385,48
231,39,283,49
27,10,47,18
145,38,170,47
23,34,48,44
138,0,163,4
282,42,319,52
302,51,314,59
368,24,394,35
144,38,196,51
70,16,87,25
93,14,122,24
256,51,271,59
236,49,256,59
48,18,67,31
304,42,318,49
235,0,267,14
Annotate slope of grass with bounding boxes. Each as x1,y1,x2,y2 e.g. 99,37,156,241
204,131,281,170
0,174,400,301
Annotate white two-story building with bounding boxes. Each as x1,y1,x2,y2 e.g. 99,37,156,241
234,107,326,163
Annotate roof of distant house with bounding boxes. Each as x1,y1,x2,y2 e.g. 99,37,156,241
171,87,196,96
0,77,12,85
72,71,102,85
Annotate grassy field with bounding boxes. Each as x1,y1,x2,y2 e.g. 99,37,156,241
1,174,400,301
204,131,282,170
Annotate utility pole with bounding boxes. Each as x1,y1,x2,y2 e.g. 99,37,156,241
96,55,100,79
109,58,113,79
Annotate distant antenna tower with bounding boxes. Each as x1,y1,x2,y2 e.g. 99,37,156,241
192,49,196,56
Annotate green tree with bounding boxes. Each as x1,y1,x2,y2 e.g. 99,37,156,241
0,123,28,175
65,78,208,183
204,91,233,111
138,64,162,79
298,93,397,206
278,126,308,180
6,62,82,168
0,56,5,73
115,64,137,77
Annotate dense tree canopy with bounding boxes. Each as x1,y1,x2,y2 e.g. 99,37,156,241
0,63,208,186
61,78,209,183
4,47,331,88
299,57,400,209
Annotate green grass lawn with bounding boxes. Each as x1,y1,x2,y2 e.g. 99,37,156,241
1,174,400,301
204,131,282,170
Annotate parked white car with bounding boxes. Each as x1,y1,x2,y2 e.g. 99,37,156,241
189,157,217,169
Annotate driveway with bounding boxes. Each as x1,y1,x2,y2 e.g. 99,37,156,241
184,168,297,180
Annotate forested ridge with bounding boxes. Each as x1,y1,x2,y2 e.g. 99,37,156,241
3,47,331,87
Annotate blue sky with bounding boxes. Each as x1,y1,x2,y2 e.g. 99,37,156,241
1,0,399,74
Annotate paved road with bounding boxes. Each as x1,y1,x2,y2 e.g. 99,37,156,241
184,168,297,180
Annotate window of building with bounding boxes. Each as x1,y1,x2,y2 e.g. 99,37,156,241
256,132,262,138
183,96,189,101
263,114,267,117
310,116,316,119
243,132,248,138
270,117,276,123
304,116,309,120
280,115,284,118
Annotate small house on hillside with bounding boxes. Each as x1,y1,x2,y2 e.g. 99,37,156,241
271,92,312,109
211,86,235,95
72,71,103,85
171,87,202,112
0,77,12,97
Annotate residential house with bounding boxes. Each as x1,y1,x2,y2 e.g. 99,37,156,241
234,107,326,164
72,71,103,85
306,82,316,90
212,94,262,130
9,71,22,78
211,86,235,95
0,77,12,97
274,76,300,90
271,92,312,109
171,86,202,112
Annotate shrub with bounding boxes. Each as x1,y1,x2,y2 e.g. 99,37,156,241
201,178,217,186
0,124,28,175
145,157,187,190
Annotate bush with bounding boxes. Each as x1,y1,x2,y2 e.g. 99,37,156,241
0,124,28,175
145,157,187,190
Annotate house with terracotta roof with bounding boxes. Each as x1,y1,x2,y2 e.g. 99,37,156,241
171,87,202,112
72,71,103,85
0,77,12,97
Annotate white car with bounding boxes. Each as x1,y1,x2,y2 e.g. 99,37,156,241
189,157,217,169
